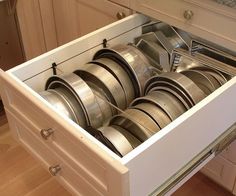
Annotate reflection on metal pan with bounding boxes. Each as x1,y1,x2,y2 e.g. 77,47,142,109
46,73,103,128
75,63,126,110
91,58,135,105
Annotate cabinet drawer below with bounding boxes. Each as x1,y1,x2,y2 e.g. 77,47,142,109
5,109,109,196
201,155,236,192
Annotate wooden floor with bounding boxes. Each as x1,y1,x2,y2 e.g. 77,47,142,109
0,114,234,196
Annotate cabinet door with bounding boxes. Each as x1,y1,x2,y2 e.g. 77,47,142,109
0,1,24,70
16,0,57,60
52,0,131,45
108,0,130,7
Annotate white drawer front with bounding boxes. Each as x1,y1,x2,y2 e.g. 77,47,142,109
4,101,109,194
5,109,124,196
0,14,235,196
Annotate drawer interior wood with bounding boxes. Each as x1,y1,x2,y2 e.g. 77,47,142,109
1,14,236,196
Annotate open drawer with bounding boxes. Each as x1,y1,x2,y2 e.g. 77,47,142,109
0,14,236,196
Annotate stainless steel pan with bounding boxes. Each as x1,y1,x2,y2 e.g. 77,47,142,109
75,63,127,110
131,102,171,129
110,108,160,142
91,58,135,105
46,73,103,128
39,89,78,123
93,44,159,96
145,72,206,105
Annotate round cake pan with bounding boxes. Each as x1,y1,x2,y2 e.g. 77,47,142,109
98,126,133,157
39,90,77,123
191,66,227,85
112,125,142,149
92,51,140,97
198,71,221,90
148,90,187,120
45,73,103,128
145,72,206,105
54,87,87,127
148,85,190,110
75,63,127,110
98,125,141,157
131,102,171,129
91,57,135,105
93,44,159,96
181,70,216,95
110,108,160,142
145,79,194,108
132,90,186,121
88,82,114,124
192,66,227,85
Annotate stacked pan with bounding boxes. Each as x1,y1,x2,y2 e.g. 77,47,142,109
39,43,158,129
97,67,228,157
93,44,160,96
38,42,229,158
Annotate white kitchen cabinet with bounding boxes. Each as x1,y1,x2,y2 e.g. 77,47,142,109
1,1,236,196
16,0,55,60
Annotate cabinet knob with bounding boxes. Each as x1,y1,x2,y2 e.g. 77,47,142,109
116,12,126,20
49,165,61,176
40,128,54,140
183,10,194,20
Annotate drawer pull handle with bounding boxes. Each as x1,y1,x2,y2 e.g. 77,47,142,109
116,12,126,20
183,10,194,20
49,165,61,176
40,128,54,140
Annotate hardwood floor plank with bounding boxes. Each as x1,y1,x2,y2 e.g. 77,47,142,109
0,125,19,155
0,146,38,188
0,123,10,137
0,165,51,196
25,178,71,196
